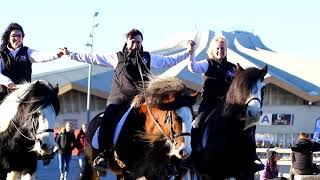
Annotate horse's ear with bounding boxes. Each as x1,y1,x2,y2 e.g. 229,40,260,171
35,80,41,86
54,84,59,95
236,63,244,74
261,65,268,78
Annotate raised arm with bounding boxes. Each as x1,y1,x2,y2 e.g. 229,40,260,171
60,48,118,69
150,40,196,69
187,51,209,74
28,48,62,63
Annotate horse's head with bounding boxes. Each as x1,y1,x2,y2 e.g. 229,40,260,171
134,77,197,160
0,80,60,156
226,64,268,129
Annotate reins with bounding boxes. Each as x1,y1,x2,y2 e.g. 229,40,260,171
136,51,189,145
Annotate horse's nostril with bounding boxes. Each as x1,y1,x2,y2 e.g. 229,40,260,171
41,143,48,150
179,150,184,157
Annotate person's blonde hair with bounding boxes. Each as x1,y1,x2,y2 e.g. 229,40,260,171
207,35,228,59
299,132,309,140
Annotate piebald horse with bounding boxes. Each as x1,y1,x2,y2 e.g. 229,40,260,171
0,80,60,180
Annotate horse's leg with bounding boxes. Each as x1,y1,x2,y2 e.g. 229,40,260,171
6,171,20,180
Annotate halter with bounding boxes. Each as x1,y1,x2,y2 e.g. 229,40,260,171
146,105,192,146
244,97,263,114
10,114,54,142
135,51,191,145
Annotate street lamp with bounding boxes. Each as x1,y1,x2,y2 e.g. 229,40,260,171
85,11,99,123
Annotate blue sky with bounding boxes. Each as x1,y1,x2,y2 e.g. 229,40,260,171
1,0,319,74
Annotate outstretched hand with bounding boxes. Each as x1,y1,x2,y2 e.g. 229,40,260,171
7,82,16,90
57,47,70,57
187,40,196,54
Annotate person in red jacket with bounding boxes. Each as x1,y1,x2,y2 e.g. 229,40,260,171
76,123,87,178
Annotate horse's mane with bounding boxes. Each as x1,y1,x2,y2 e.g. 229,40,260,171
14,81,60,132
0,80,59,133
132,76,186,108
226,67,264,106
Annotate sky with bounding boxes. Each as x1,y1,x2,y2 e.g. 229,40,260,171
0,0,319,74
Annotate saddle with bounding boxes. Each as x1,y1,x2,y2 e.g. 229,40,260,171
92,105,134,149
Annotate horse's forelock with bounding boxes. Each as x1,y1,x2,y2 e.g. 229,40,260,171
226,67,262,105
139,77,186,108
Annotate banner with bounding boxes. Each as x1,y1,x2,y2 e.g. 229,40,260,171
313,117,320,142
259,113,272,126
259,113,294,126
271,114,294,125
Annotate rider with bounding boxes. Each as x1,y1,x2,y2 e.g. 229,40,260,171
60,29,196,172
187,35,236,150
187,35,263,177
0,22,63,102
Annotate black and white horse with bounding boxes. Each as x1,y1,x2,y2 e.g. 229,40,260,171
0,80,60,180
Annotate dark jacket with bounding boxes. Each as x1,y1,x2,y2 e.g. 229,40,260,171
291,139,320,169
76,129,87,155
107,46,151,104
56,130,76,155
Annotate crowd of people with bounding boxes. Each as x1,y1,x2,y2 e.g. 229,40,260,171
54,122,88,180
1,22,320,180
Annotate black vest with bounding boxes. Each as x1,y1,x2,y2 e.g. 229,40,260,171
107,50,151,104
202,58,236,105
0,46,31,101
1,46,32,83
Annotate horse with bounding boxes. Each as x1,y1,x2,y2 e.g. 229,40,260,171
82,76,197,180
182,64,268,180
0,80,60,180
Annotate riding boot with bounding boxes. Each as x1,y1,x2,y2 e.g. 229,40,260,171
92,106,114,172
93,103,126,172
93,148,109,173
191,128,203,152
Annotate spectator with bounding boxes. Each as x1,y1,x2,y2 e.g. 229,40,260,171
290,132,320,179
55,122,76,180
76,123,87,178
260,150,286,180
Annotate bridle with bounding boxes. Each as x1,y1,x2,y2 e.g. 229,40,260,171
166,110,192,144
10,113,54,142
135,51,191,146
243,97,263,115
146,105,192,145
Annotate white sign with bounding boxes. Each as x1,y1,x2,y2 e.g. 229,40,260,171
259,113,272,126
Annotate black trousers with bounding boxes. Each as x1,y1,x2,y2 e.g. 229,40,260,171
191,98,219,149
98,101,130,153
